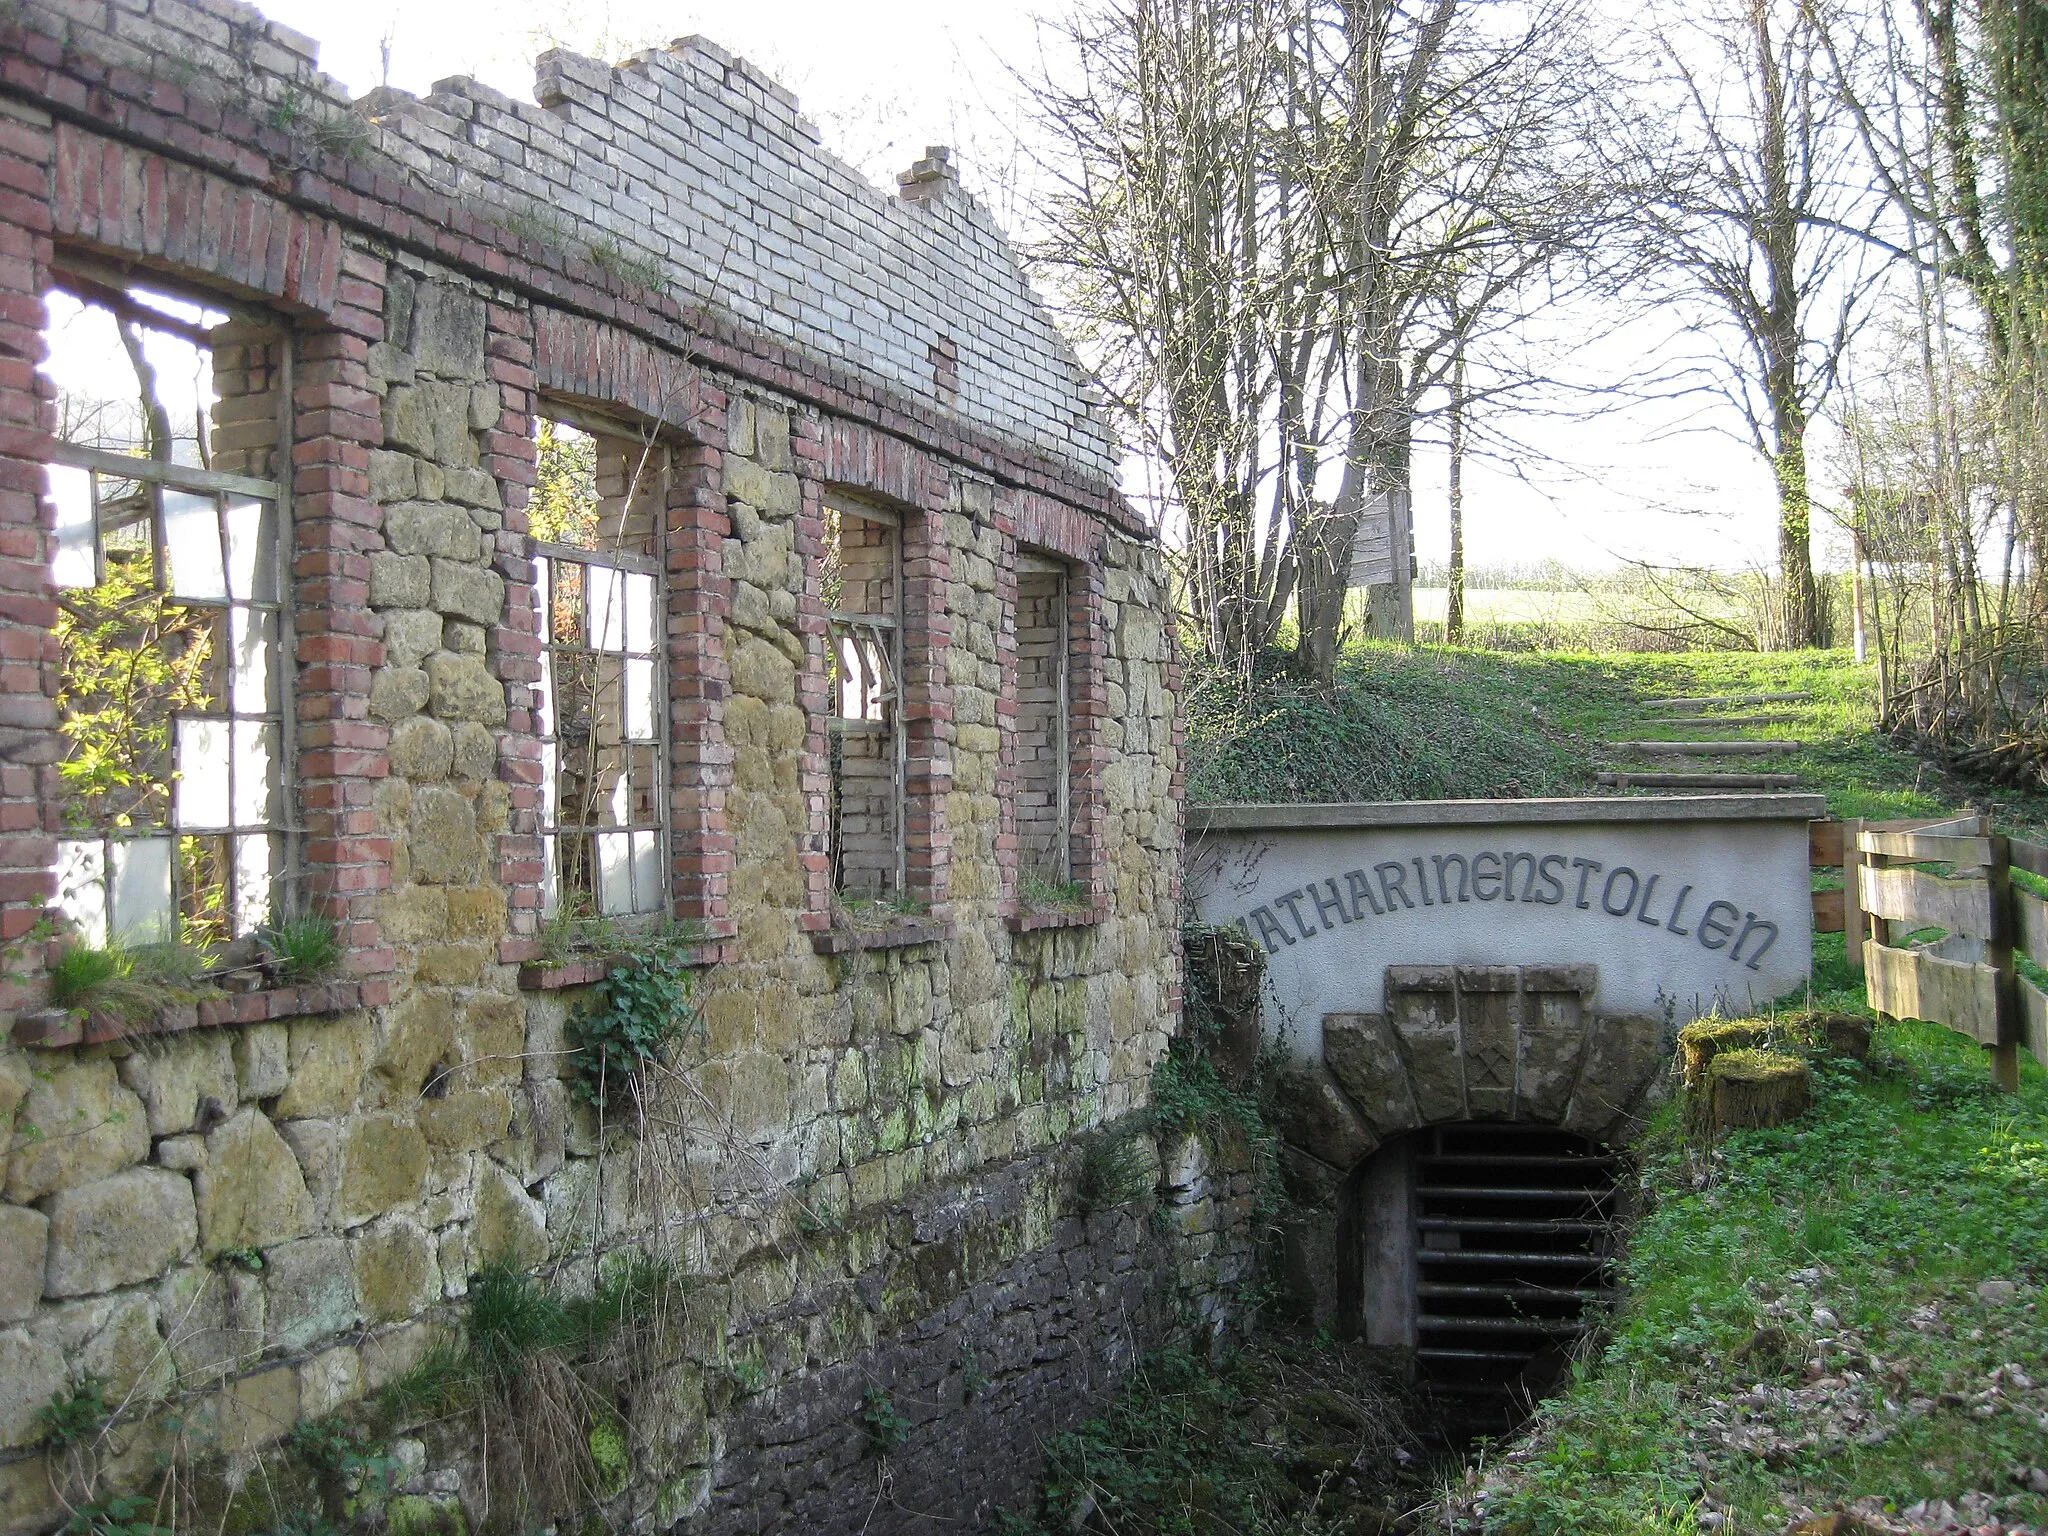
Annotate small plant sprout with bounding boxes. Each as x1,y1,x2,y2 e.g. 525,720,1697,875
260,912,344,984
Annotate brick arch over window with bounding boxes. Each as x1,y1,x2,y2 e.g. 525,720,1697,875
1271,965,1669,1178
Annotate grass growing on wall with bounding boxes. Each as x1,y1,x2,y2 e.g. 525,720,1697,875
1453,1003,2048,1536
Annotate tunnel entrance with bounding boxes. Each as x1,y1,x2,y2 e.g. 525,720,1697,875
1347,1122,1618,1439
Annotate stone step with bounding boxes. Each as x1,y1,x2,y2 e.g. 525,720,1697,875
1605,739,1803,755
1595,771,1803,790
1638,691,1813,709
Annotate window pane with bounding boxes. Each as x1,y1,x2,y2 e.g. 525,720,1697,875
596,831,633,916
230,607,277,715
590,566,627,652
625,657,656,742
51,465,96,589
109,836,174,942
174,716,231,829
623,571,655,654
234,833,275,935
550,560,585,646
164,490,226,602
55,839,106,947
232,722,277,826
223,498,274,603
631,829,661,913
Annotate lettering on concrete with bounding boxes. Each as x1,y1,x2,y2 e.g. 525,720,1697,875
1234,847,1781,971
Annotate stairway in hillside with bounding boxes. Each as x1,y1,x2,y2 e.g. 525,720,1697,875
1596,690,1813,792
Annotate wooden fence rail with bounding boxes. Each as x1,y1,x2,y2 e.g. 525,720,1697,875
1807,812,2048,1092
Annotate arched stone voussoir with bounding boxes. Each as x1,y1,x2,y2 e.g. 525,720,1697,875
1561,1013,1669,1142
1271,1060,1380,1173
1323,1012,1424,1139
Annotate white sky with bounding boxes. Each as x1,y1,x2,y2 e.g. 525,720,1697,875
256,0,1828,578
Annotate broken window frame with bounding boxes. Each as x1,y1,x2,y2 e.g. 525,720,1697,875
45,266,297,953
824,497,906,899
531,404,673,925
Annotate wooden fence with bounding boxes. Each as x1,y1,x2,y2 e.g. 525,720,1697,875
1810,814,2048,1092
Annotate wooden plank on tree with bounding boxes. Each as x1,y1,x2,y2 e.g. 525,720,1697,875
2018,887,2048,971
1811,820,1844,867
1858,864,1997,937
1608,740,1804,756
1863,939,2001,1044
1812,887,1845,933
1857,831,1998,866
2021,976,2048,1070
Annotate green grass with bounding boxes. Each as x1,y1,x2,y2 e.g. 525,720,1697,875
1186,642,2048,833
1463,1006,2048,1535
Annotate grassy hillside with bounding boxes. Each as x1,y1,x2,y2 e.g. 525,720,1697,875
1448,958,2048,1535
1184,643,2048,832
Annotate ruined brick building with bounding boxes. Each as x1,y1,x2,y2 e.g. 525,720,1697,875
0,2,1254,1529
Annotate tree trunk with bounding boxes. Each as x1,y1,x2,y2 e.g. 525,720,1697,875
1446,342,1466,644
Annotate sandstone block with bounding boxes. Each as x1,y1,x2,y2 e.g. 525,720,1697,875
450,721,496,780
1323,1013,1421,1138
117,1034,236,1138
0,1328,64,1448
0,1054,29,1132
44,1167,197,1297
459,995,525,1086
76,1292,171,1403
723,456,798,517
415,940,486,987
277,1119,339,1229
370,552,432,609
0,1207,46,1322
6,1059,150,1204
234,1024,291,1100
386,501,482,561
472,1159,547,1271
425,650,506,724
409,786,484,883
155,1134,205,1171
383,608,445,670
369,666,432,724
263,1236,357,1351
420,1087,510,1152
389,716,454,781
367,449,418,501
339,1114,429,1226
373,886,448,946
365,341,416,387
1268,1064,1378,1174
754,406,793,469
445,884,507,939
158,1263,263,1385
352,1217,439,1323
213,1362,300,1457
196,1109,311,1257
271,1012,375,1120
298,1343,362,1419
0,1452,59,1535
431,562,504,627
409,283,488,380
445,464,501,506
377,993,456,1103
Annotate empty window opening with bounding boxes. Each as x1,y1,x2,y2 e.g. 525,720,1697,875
824,500,903,901
1347,1123,1617,1440
532,412,669,921
44,274,290,950
1014,551,1072,893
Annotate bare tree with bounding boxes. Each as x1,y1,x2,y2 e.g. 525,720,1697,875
1023,0,1613,685
1623,0,1881,650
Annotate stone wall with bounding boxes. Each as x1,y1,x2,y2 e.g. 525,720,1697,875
0,9,1253,1534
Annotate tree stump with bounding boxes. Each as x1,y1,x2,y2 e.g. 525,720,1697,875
1700,1050,1812,1138
1677,1018,1780,1089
